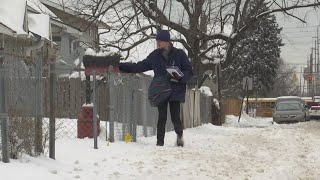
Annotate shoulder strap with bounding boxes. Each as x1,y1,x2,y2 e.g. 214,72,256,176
168,49,177,66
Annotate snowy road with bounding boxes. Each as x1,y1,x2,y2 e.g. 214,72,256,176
1,115,320,180
137,118,320,179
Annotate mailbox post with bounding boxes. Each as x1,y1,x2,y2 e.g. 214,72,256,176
79,54,120,149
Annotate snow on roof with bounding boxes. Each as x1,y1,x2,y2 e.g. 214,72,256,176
277,96,300,99
28,14,50,40
27,0,60,20
0,0,28,35
84,48,117,57
0,0,54,40
84,48,97,56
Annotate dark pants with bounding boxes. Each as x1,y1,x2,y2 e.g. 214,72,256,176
157,101,183,144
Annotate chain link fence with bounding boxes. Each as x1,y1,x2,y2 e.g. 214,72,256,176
52,73,174,142
0,53,214,162
0,50,49,161
51,71,213,143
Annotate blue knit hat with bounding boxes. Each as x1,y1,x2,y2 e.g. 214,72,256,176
156,30,170,42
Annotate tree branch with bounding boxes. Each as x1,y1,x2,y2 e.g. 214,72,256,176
258,2,320,18
273,0,307,23
199,42,225,57
103,37,151,53
176,0,192,17
232,0,242,33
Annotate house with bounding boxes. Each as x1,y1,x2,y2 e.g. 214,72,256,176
0,0,58,116
0,0,56,72
39,0,111,75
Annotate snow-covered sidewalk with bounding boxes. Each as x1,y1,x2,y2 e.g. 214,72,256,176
1,115,320,180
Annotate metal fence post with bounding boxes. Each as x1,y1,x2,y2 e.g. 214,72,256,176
108,71,114,142
122,77,127,141
0,51,9,163
141,77,148,137
0,113,9,163
49,57,56,159
105,73,109,142
93,70,98,149
131,77,137,142
35,51,43,155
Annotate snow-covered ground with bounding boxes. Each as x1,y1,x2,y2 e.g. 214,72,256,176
1,115,320,180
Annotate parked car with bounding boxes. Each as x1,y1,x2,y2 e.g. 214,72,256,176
309,106,320,119
306,96,320,107
313,96,320,102
272,96,310,124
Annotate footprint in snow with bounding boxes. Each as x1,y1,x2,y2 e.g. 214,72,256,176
74,175,80,178
74,167,82,171
49,169,58,174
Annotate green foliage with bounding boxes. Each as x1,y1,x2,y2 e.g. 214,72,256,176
222,2,282,98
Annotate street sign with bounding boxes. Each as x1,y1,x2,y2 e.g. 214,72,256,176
243,77,253,90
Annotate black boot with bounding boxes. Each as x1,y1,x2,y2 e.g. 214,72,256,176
156,140,164,146
176,135,184,147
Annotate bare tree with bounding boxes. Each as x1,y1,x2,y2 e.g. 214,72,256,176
50,0,320,80
268,58,300,97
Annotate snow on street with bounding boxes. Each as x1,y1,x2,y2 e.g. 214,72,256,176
1,115,320,180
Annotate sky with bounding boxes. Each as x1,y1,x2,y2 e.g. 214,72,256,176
276,7,320,66
1,115,320,179
124,4,320,70
2,0,316,67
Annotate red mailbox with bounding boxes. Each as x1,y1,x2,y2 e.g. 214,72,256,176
83,55,121,75
77,105,100,138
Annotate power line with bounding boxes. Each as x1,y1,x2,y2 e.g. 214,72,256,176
281,36,314,38
281,25,319,30
281,30,316,34
285,63,308,65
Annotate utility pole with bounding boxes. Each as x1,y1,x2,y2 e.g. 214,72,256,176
300,65,302,96
310,51,313,97
314,38,317,95
315,27,320,95
315,37,318,95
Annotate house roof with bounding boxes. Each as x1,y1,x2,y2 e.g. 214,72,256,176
27,0,61,21
50,19,82,37
0,0,28,35
0,0,100,44
0,23,15,36
40,0,111,29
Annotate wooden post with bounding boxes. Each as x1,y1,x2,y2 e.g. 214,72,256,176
49,57,56,159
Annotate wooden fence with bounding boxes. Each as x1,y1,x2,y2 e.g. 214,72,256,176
42,77,212,128
222,98,241,116
46,77,109,121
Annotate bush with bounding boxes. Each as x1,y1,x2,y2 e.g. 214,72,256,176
8,110,48,159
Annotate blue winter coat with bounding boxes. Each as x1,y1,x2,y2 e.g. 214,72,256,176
119,46,193,103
